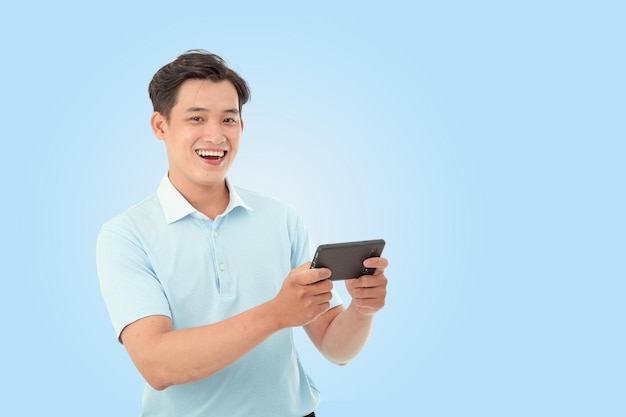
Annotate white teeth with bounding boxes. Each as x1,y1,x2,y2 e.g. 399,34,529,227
196,150,225,157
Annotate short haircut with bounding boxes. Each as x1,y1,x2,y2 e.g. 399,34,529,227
148,49,250,119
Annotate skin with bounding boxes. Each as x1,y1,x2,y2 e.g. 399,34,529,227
121,78,389,391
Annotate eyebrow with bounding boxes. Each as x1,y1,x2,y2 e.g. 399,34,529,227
185,107,240,114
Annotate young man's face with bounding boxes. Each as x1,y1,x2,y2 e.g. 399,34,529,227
151,79,243,193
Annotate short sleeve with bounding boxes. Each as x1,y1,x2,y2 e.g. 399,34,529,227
96,222,172,341
288,208,317,269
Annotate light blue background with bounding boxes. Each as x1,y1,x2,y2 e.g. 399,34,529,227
2,1,624,415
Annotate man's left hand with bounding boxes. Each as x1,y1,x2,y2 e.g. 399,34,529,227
345,257,388,315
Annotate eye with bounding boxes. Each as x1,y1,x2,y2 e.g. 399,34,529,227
190,116,204,122
223,117,238,124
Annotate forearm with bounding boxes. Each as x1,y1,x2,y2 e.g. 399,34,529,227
126,301,282,390
124,265,335,390
317,302,375,365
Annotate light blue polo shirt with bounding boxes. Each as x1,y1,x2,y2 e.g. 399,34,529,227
96,176,342,417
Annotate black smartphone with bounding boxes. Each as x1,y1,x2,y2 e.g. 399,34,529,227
310,239,386,280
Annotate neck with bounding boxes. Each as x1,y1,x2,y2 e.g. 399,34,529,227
169,175,230,220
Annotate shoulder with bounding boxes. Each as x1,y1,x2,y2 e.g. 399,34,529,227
233,186,299,216
99,194,164,238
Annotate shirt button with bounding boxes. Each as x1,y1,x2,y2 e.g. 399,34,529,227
219,264,225,271
213,231,219,238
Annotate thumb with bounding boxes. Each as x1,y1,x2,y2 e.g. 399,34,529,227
295,262,313,271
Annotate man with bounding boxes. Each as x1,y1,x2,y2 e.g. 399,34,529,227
96,50,388,417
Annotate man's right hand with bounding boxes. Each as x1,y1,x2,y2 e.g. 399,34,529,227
270,263,334,328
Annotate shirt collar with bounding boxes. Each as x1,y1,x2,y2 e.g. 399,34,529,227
157,175,252,224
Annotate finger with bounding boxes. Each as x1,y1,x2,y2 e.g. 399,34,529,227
366,273,388,285
363,256,389,270
294,262,313,271
313,290,334,305
308,278,334,295
351,284,387,300
352,287,387,306
346,272,388,289
314,301,332,317
296,267,331,285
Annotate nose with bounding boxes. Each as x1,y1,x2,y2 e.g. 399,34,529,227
201,121,225,143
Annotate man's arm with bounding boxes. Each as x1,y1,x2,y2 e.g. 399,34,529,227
121,264,334,391
304,257,388,365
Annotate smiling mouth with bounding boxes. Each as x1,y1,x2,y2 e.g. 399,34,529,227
196,150,226,160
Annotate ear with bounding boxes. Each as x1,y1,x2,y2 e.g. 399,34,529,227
151,112,168,140
240,118,245,132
